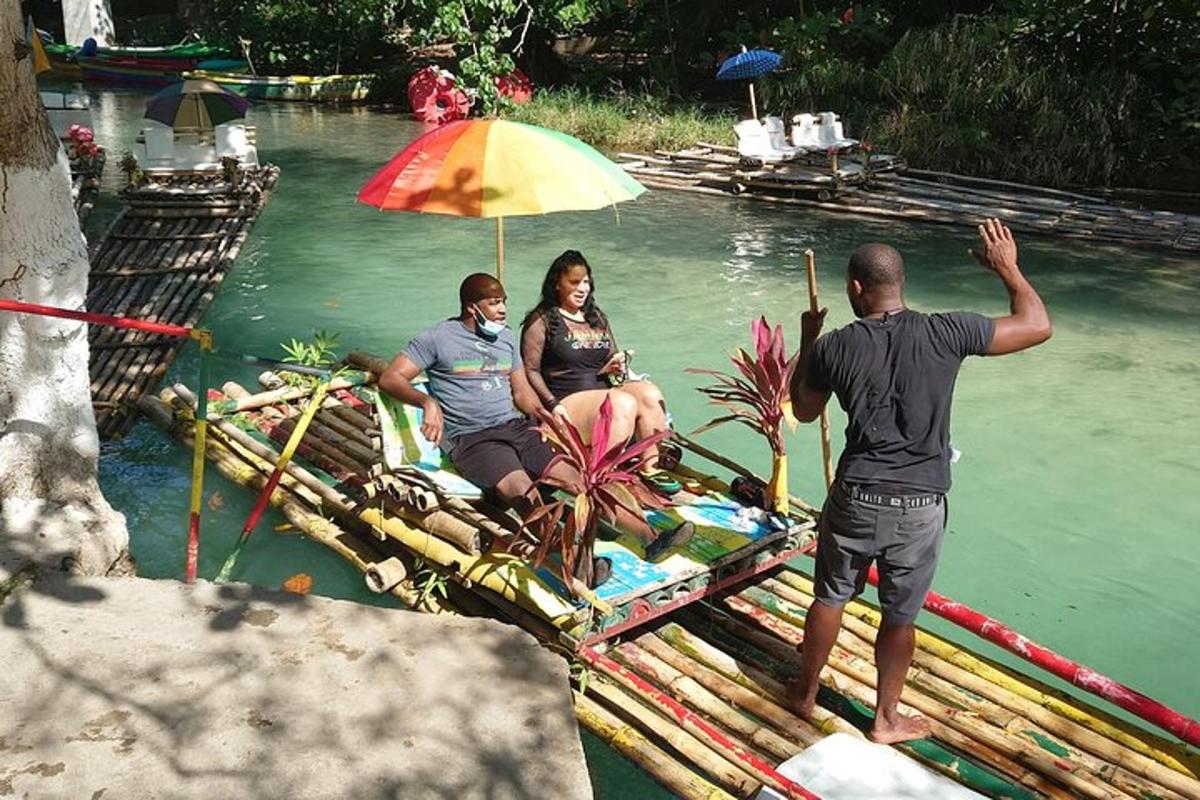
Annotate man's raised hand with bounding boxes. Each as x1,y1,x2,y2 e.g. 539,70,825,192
970,217,1019,275
801,307,827,342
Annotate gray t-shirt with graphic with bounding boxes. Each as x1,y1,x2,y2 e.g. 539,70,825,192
402,319,521,447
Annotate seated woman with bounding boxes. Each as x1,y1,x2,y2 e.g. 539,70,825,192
520,250,676,484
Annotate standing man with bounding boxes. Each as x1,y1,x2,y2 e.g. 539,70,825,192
786,219,1051,743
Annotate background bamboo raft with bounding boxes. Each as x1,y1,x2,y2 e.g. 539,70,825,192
87,165,279,438
617,144,1200,254
141,373,1200,800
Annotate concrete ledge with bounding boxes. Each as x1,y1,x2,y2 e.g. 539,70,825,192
0,574,593,799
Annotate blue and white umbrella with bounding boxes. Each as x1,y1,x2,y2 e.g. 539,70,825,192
716,47,781,119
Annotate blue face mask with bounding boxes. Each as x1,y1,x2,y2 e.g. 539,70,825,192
472,305,506,339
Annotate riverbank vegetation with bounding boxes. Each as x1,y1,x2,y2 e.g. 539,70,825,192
77,0,1200,190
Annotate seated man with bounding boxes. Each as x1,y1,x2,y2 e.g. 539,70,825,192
379,273,693,587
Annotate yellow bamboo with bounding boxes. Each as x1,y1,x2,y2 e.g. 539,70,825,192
729,590,1130,800
573,691,738,800
776,568,1200,780
759,578,1187,800
587,678,762,796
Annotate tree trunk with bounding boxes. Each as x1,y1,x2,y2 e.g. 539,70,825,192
1,0,130,576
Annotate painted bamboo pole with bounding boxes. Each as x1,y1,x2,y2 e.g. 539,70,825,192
580,646,822,800
734,584,1153,800
803,249,834,489
758,579,1187,800
635,632,824,748
495,217,505,282
587,678,762,796
185,334,212,582
859,564,1200,749
774,569,1200,791
216,379,331,582
683,607,1057,800
721,591,1090,800
573,691,738,800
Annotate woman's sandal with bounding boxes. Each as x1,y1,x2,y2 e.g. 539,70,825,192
640,468,683,496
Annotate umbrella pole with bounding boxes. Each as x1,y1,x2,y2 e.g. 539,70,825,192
748,83,758,120
495,217,505,283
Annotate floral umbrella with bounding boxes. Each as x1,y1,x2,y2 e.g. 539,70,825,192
356,119,647,281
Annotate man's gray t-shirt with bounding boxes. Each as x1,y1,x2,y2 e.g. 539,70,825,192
402,319,521,447
806,310,994,493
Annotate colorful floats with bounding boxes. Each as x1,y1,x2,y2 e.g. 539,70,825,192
140,351,1200,800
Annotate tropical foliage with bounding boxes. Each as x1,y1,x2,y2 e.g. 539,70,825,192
520,396,668,596
688,316,798,458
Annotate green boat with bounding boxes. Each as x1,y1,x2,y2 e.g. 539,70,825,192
44,41,229,61
183,69,374,103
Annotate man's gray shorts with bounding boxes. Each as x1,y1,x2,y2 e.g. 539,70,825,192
813,482,947,625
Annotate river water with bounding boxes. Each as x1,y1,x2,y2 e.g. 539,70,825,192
80,90,1200,797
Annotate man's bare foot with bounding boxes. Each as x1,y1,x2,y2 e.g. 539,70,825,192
784,679,816,718
868,713,931,744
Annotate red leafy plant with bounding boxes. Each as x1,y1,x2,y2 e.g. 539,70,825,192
519,395,669,597
687,316,799,511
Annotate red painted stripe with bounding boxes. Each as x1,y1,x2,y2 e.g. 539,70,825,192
579,646,822,800
186,512,200,583
0,298,193,337
856,563,1200,747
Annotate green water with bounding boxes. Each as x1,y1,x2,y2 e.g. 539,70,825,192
84,90,1200,797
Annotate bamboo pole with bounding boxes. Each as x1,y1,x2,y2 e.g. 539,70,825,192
185,340,211,582
758,579,1187,800
731,585,1141,800
803,249,834,490
216,379,331,582
678,610,1064,800
587,679,762,796
719,591,1083,800
774,569,1200,792
573,691,739,800
635,632,824,748
581,646,819,799
607,642,796,764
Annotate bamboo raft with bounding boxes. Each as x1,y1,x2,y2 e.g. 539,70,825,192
139,361,1200,800
617,144,1200,254
87,166,279,438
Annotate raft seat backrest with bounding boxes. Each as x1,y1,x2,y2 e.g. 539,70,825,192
734,119,787,163
761,116,804,157
790,113,821,149
215,123,259,166
816,111,858,149
142,124,175,166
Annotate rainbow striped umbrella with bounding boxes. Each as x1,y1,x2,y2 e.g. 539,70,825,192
357,119,646,280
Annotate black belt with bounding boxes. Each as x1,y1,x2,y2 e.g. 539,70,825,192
844,483,942,509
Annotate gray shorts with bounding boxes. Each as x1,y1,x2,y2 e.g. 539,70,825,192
813,482,946,625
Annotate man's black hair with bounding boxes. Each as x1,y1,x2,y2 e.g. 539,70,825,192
848,243,905,289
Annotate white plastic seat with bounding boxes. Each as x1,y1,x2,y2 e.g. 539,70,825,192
790,113,821,150
761,116,804,158
142,124,175,168
735,119,790,163
215,123,259,166
816,111,858,150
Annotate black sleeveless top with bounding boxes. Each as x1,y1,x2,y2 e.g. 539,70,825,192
540,310,614,402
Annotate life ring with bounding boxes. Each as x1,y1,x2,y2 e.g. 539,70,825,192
415,87,470,124
407,65,455,114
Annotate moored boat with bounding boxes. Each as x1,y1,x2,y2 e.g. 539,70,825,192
183,69,374,103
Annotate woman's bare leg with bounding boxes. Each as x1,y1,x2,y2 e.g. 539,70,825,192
617,380,668,465
559,388,637,446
